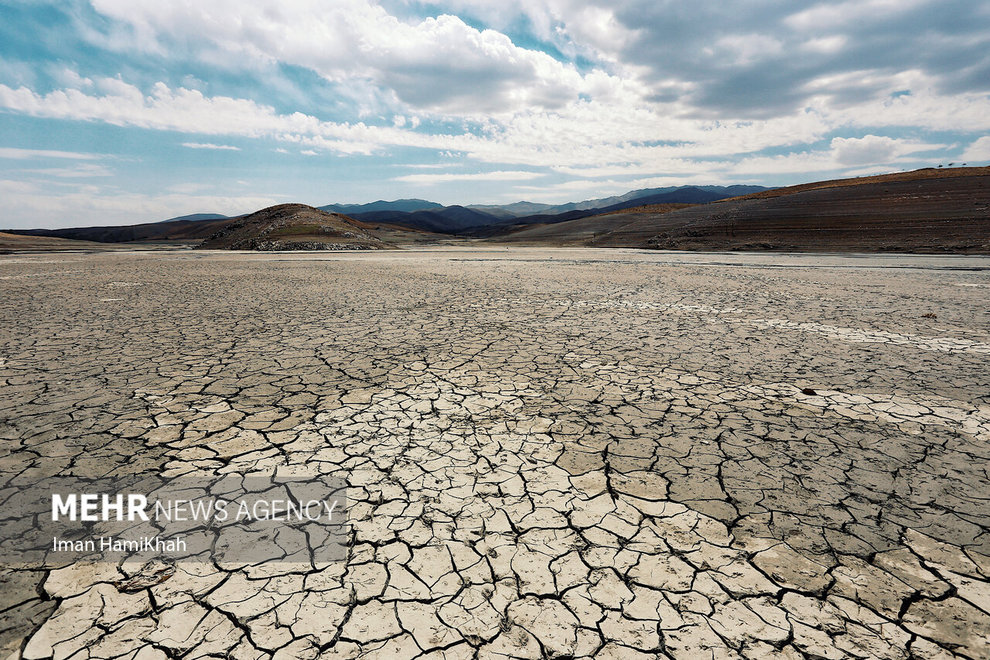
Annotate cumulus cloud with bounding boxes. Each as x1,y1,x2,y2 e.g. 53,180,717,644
86,0,619,115
959,136,990,163
831,135,900,165
16,2,990,146
0,81,416,155
1,74,979,185
552,0,990,118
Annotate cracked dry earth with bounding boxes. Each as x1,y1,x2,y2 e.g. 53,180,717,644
2,247,990,660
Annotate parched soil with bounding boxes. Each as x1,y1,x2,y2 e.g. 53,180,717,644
2,248,989,659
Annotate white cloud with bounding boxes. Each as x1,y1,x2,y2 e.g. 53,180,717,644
841,85,990,132
5,60,986,192
801,35,847,54
551,159,721,179
23,164,114,178
401,163,458,169
3,74,980,184
831,135,900,165
731,136,944,175
784,0,927,32
87,0,620,116
959,136,990,162
181,142,240,150
0,147,102,160
0,81,406,154
0,180,280,229
441,0,640,68
0,179,39,195
393,170,542,184
54,69,94,88
55,0,990,132
708,34,784,66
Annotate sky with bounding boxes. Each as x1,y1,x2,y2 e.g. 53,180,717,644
1,0,989,229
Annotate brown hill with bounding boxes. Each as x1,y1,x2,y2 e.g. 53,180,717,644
493,167,990,253
0,232,118,252
493,205,690,246
7,216,234,244
196,204,391,251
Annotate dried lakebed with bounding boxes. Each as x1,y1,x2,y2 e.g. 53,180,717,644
1,247,989,659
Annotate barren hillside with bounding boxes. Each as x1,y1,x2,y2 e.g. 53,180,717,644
196,204,391,251
493,168,990,253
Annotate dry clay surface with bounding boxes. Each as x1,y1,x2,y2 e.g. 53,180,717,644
2,247,990,659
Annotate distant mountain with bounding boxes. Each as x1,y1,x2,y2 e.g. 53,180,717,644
461,187,736,237
8,215,237,243
599,184,767,206
467,201,554,218
470,185,769,218
325,186,770,224
606,187,719,206
319,199,442,214
357,186,764,235
4,184,771,242
350,205,501,233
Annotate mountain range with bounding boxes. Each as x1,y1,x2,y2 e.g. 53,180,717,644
9,185,767,242
316,185,765,235
318,199,443,215
6,170,985,254
466,184,766,217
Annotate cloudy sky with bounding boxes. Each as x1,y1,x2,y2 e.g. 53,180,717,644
1,0,989,228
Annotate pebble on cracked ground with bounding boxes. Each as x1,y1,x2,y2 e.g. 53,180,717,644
1,247,989,659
